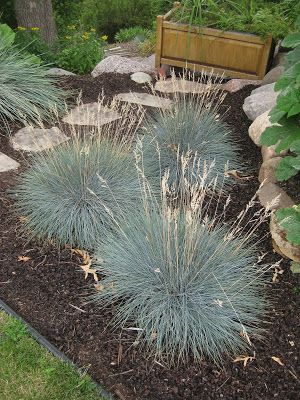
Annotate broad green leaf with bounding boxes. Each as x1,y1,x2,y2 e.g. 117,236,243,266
269,107,286,123
288,103,300,117
290,140,300,153
276,205,300,245
0,24,16,48
288,155,300,170
260,125,283,146
276,157,299,181
282,32,300,48
285,45,300,69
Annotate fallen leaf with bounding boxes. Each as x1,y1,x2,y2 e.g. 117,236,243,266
225,169,252,180
94,283,105,291
272,266,284,283
234,353,255,367
18,216,28,223
18,256,31,262
271,356,284,366
71,248,98,282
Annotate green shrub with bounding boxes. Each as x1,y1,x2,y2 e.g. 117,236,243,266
14,26,55,64
93,185,268,364
0,42,66,130
260,17,300,181
80,0,159,39
14,136,141,250
115,26,152,43
56,28,106,74
141,94,242,192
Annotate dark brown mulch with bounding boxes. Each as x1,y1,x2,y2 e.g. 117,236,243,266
0,74,299,400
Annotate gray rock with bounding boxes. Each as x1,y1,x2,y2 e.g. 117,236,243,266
91,55,155,77
257,182,294,210
273,52,286,67
46,67,76,76
0,152,20,172
258,158,281,184
115,92,172,108
270,214,300,263
12,127,69,152
63,103,121,126
261,66,285,85
130,72,152,84
242,83,279,121
144,54,156,68
222,79,261,93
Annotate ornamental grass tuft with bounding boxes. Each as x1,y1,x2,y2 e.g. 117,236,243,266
141,82,242,192
0,42,67,131
14,134,141,250
93,169,270,364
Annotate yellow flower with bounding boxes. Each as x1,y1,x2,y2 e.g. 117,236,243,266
101,35,108,41
82,35,88,40
90,28,96,32
67,25,76,30
65,36,71,40
31,27,40,31
17,26,26,31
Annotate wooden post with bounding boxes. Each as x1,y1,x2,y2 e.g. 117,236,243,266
155,15,163,69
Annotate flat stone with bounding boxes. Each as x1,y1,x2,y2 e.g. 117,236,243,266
62,103,121,126
155,78,209,94
270,214,300,263
257,182,294,210
144,54,155,68
261,66,284,85
243,83,279,121
258,158,281,184
115,92,172,108
91,55,155,77
248,110,274,146
261,145,287,162
222,79,261,93
0,152,20,172
273,52,286,67
130,72,152,84
11,127,69,152
46,67,76,76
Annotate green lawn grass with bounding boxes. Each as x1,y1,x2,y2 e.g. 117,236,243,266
0,311,104,400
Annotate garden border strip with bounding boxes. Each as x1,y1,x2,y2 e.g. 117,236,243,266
0,298,115,400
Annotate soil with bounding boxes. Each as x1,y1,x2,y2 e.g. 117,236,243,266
0,74,299,400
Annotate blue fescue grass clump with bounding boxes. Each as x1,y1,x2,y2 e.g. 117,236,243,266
93,176,269,364
141,93,242,192
0,42,67,131
14,136,141,250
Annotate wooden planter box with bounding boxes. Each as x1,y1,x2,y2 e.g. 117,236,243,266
155,3,274,80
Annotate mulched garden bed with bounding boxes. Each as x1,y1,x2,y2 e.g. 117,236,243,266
0,74,299,400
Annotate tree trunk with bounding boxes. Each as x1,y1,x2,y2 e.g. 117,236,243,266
14,0,57,45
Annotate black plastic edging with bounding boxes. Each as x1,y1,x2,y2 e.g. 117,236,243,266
0,298,115,400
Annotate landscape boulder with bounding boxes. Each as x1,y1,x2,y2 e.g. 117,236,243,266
261,66,284,85
91,55,155,77
242,83,279,121
257,182,294,210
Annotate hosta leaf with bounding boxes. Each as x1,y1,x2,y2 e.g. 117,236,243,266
290,140,300,153
282,32,300,48
285,46,300,69
275,157,299,181
288,155,300,170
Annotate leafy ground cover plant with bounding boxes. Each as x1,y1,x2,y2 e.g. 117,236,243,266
173,0,300,40
141,81,242,192
261,17,300,181
0,38,67,130
57,27,106,74
92,166,270,364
